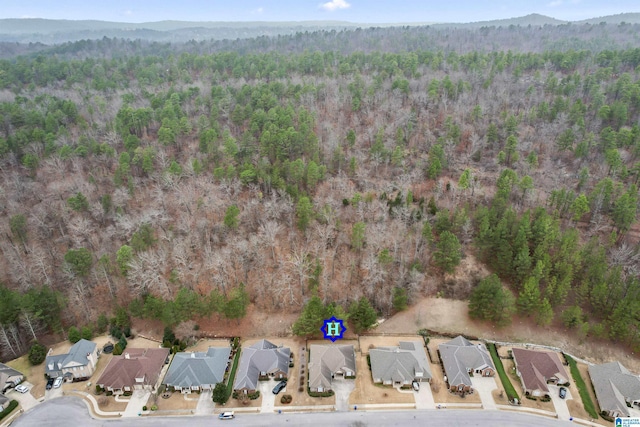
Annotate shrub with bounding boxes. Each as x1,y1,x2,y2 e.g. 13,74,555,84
28,342,47,365
345,375,356,379
95,385,104,395
150,405,158,411
142,405,147,411
308,390,334,398
123,391,132,397
0,400,19,421
248,390,260,400
281,394,292,404
298,386,304,392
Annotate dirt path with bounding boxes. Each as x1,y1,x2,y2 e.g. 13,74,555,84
376,297,640,372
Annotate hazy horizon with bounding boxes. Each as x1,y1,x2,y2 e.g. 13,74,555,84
2,0,639,24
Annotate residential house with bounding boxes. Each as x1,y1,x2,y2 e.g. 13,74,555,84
309,344,356,393
370,341,432,386
97,348,170,394
589,361,640,418
512,348,569,397
45,339,98,381
0,394,9,411
163,346,232,393
0,363,24,393
438,336,495,395
233,340,290,395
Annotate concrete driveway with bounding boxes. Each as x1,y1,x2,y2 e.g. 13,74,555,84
548,384,572,420
331,378,355,412
6,383,40,411
471,376,498,410
413,382,435,409
259,380,277,413
195,390,214,415
122,389,151,417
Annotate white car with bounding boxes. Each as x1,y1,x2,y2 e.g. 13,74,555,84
218,411,235,420
15,384,29,393
53,377,63,389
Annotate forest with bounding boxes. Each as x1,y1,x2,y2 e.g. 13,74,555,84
0,20,639,362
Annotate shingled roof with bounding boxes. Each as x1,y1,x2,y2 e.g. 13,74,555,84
309,344,356,391
233,340,290,391
97,348,169,390
512,348,568,394
0,363,23,393
370,341,432,384
164,347,231,389
45,339,97,376
589,361,640,418
438,336,494,387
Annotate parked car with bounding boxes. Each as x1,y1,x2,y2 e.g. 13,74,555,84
559,387,567,399
218,411,235,420
272,380,287,395
15,384,29,393
53,377,63,389
46,377,55,390
412,381,420,391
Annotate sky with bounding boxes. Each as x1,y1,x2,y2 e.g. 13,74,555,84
2,0,639,23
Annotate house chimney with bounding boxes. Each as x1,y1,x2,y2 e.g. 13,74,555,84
124,353,130,359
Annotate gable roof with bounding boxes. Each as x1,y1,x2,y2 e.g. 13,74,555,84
46,339,97,374
438,336,494,387
512,348,568,393
370,341,432,383
589,361,640,417
0,363,23,393
233,340,290,391
97,348,169,390
309,344,356,390
164,347,231,388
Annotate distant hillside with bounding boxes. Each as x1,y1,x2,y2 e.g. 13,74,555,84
1,12,640,45
576,12,640,25
434,13,567,28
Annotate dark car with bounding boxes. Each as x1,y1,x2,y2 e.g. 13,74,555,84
272,380,287,395
46,377,55,390
559,387,567,399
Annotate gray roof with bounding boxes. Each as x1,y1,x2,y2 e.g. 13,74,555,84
46,339,97,375
0,393,9,408
164,347,231,388
0,363,23,393
233,340,290,391
309,344,356,390
370,341,432,383
589,362,640,417
438,336,494,387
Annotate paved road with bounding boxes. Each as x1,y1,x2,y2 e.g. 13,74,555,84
11,396,580,427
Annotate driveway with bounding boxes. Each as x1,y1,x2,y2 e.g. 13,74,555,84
471,376,498,410
259,380,276,413
122,389,151,417
6,383,40,411
413,382,435,409
548,384,572,421
331,378,355,412
195,390,214,415
44,383,64,401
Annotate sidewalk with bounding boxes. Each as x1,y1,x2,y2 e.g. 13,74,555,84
66,391,122,417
